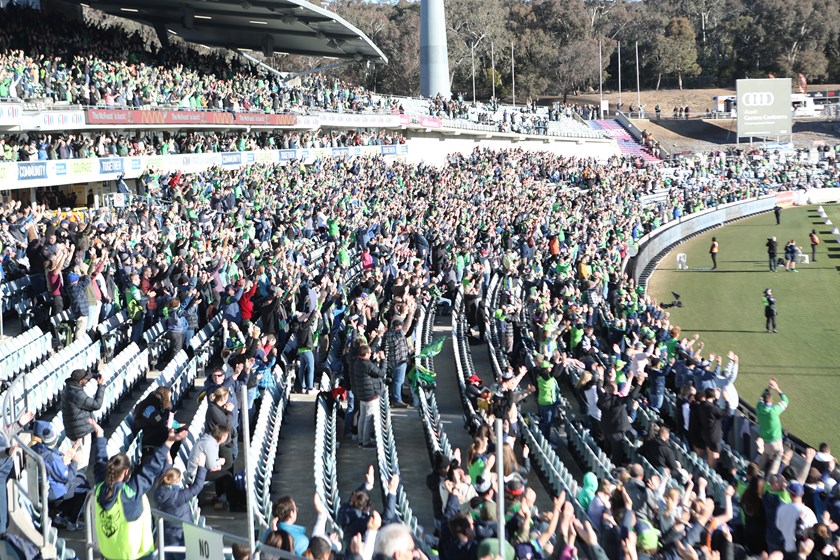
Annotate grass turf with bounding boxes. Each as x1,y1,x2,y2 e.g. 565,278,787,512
647,204,840,451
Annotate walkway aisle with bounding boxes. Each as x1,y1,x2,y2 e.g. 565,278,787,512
334,401,385,519
389,406,436,530
269,393,319,531
429,318,475,459
454,320,555,513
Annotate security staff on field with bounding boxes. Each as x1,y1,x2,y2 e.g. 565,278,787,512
709,237,719,270
763,288,777,333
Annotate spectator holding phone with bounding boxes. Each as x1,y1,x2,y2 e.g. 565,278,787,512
133,387,181,466
61,368,105,470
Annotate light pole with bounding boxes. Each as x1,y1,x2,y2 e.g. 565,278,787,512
511,40,516,108
471,43,476,105
598,40,603,118
618,41,622,107
635,41,641,113
491,41,496,101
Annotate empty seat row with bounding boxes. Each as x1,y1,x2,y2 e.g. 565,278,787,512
0,275,32,313
1,335,100,425
250,358,294,529
314,376,344,539
97,309,131,360
0,326,51,383
373,394,426,543
519,413,586,518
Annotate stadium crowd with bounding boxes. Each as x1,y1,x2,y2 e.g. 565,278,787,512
0,6,394,114
0,137,836,560
0,129,405,161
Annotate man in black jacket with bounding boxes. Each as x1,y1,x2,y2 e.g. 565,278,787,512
639,424,681,475
695,387,729,469
61,368,105,469
352,344,386,450
598,379,640,465
767,236,778,272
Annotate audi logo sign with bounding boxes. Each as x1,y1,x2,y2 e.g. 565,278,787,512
741,92,775,107
736,78,792,137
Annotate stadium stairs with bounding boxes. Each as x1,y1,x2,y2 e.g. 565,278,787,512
589,119,661,164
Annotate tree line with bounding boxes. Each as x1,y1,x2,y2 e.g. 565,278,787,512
298,0,840,100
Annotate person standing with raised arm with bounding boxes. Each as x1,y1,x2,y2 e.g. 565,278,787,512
757,378,789,475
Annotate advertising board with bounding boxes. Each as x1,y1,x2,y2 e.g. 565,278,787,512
736,78,792,137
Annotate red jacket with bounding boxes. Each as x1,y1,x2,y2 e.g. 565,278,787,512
239,283,258,321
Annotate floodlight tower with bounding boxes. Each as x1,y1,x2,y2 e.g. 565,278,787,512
420,0,451,98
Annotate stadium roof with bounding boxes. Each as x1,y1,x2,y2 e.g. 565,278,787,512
69,0,387,63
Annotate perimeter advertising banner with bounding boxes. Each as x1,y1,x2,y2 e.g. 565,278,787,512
736,78,792,137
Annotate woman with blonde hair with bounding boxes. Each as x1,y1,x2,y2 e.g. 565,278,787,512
501,442,530,480
467,436,490,480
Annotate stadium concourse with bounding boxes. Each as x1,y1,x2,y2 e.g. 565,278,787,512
1,8,840,560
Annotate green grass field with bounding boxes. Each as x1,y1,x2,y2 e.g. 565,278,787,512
647,204,840,450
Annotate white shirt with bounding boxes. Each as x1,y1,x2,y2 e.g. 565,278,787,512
776,501,817,552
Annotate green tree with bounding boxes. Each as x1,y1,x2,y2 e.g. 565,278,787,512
445,0,510,95
653,17,701,88
551,38,609,101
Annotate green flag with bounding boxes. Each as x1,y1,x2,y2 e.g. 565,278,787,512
419,336,446,359
407,362,437,390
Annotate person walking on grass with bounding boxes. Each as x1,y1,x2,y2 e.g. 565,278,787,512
763,289,777,333
709,237,719,270
810,229,820,262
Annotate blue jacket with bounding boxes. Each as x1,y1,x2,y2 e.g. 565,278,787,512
32,442,75,501
165,308,188,334
279,522,309,557
693,364,721,392
221,288,244,325
153,467,207,546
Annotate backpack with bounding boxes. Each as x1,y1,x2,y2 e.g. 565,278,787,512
127,296,143,323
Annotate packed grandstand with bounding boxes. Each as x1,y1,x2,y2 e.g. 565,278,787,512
0,3,839,560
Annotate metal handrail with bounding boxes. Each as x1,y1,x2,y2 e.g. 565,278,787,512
10,433,51,547
1,372,25,428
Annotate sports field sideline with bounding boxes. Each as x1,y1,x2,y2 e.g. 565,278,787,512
648,204,840,451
